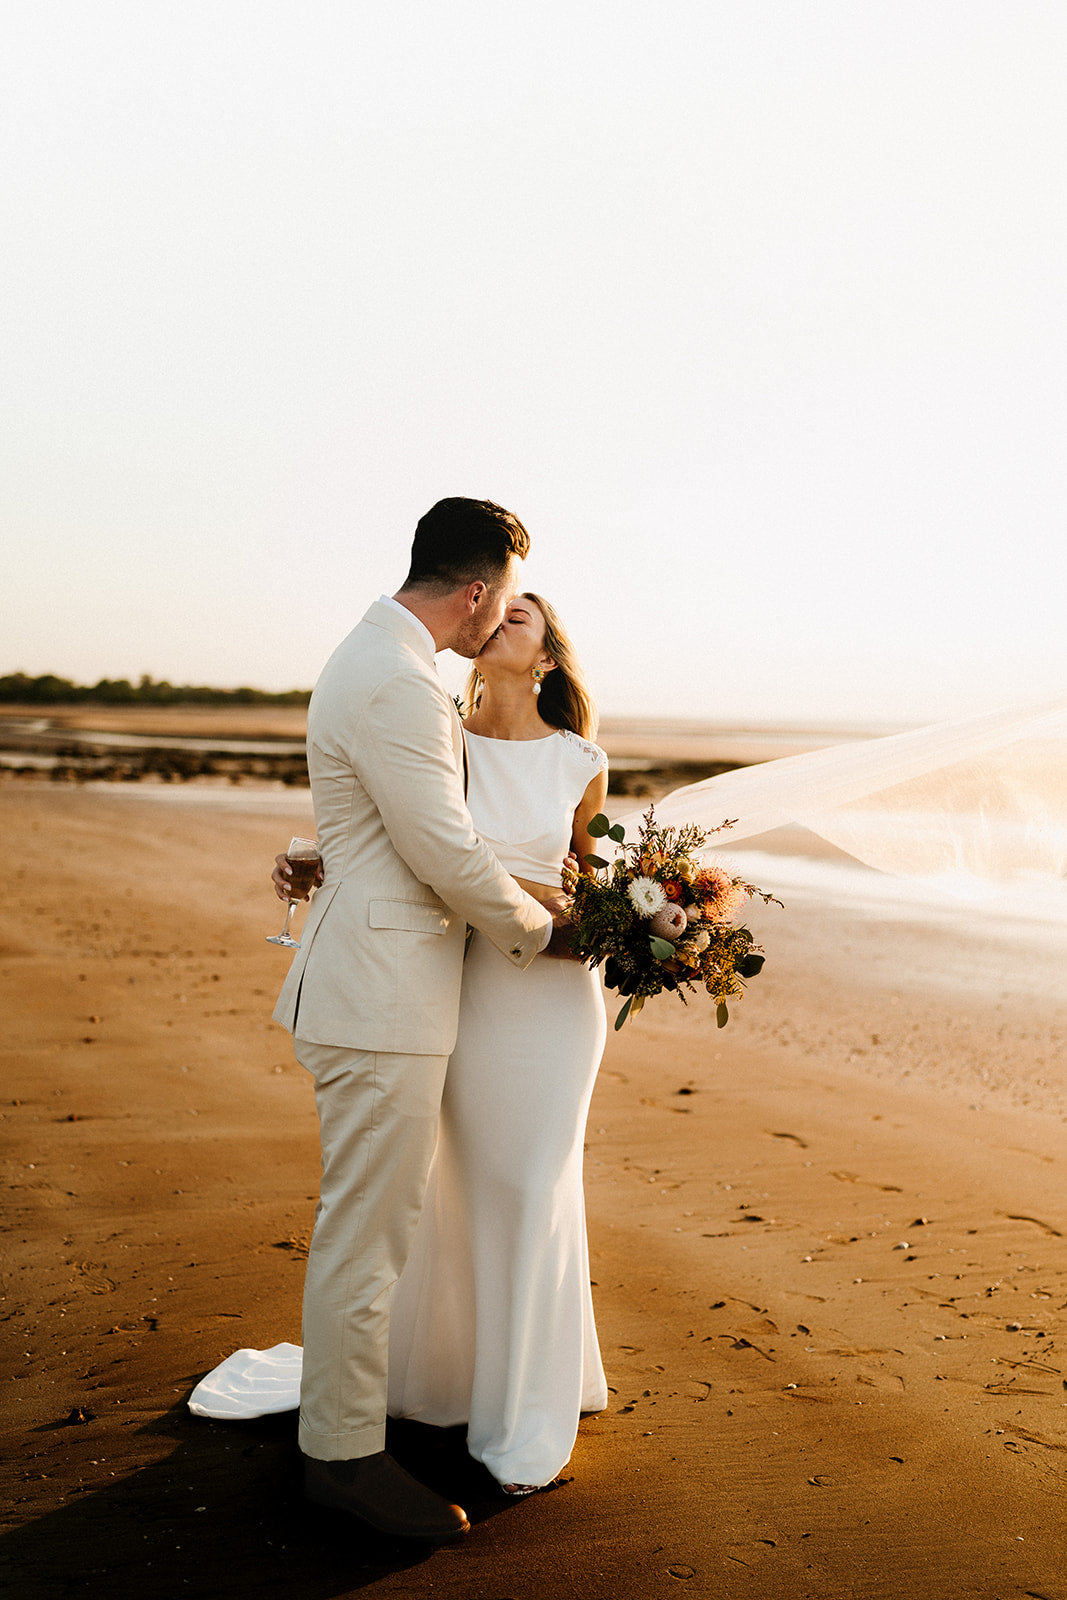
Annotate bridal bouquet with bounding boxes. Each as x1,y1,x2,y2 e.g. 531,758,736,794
567,808,780,1031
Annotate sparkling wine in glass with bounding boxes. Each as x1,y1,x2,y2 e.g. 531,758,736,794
267,837,321,949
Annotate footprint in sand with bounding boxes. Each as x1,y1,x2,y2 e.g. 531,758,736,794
995,1211,1062,1237
826,1345,901,1358
1002,1424,1067,1452
738,1316,779,1336
13,1180,76,1210
830,1170,903,1193
723,1331,777,1362
272,1236,310,1258
73,1263,116,1294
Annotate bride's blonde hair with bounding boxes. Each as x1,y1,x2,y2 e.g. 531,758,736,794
463,592,598,740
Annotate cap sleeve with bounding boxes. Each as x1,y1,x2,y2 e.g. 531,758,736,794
559,729,609,781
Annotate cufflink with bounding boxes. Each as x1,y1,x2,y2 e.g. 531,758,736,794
510,946,521,958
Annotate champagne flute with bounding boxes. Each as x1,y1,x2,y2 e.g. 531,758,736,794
266,837,321,948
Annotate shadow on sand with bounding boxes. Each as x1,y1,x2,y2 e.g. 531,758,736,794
1,1393,532,1600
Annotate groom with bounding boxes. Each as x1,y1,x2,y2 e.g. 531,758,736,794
273,498,568,1541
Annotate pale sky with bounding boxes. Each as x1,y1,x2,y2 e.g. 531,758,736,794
3,2,1065,725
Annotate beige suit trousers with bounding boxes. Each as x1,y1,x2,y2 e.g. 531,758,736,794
295,1037,449,1461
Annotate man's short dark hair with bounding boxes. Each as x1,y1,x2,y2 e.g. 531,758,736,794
402,498,530,591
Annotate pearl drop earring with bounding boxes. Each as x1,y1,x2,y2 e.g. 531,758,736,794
532,665,543,696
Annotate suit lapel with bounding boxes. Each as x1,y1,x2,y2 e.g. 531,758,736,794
448,698,470,797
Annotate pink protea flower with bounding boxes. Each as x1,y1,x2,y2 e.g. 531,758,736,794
649,904,688,942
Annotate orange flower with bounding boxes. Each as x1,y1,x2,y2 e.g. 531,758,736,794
696,863,746,922
663,879,684,901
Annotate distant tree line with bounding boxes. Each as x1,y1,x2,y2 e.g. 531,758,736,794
0,672,311,706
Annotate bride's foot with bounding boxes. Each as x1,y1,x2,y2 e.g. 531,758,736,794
500,1478,561,1497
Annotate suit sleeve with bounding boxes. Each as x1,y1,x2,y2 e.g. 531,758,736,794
352,667,551,966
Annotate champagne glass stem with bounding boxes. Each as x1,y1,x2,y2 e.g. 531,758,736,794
267,896,300,946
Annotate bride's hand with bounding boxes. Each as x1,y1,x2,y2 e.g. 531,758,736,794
271,851,323,902
560,851,580,892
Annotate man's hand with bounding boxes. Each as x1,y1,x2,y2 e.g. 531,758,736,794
541,892,573,930
271,851,324,902
543,922,580,959
540,892,581,960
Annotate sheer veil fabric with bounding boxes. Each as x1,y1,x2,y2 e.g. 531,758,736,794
614,698,1067,899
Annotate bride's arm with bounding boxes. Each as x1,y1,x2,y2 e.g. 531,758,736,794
512,874,567,906
571,766,610,871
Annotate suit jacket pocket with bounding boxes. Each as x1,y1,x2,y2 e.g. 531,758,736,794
368,898,451,935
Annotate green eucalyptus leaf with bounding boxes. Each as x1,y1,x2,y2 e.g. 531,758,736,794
584,854,610,870
716,1001,730,1028
614,995,634,1030
740,953,765,977
587,813,610,838
649,936,676,960
608,823,626,843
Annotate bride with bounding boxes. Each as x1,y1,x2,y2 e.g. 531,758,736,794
386,592,610,1494
270,592,611,1496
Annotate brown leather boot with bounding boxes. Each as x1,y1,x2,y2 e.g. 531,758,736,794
304,1451,470,1542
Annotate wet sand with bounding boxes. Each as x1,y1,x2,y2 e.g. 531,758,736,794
2,786,1066,1598
0,702,874,775
0,703,313,741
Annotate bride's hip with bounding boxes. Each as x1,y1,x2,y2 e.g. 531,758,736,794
455,933,606,1065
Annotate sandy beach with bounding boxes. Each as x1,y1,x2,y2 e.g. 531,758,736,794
3,783,1066,1598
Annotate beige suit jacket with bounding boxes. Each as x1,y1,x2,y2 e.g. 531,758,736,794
273,601,551,1055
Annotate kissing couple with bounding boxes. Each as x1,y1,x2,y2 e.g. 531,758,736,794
271,496,613,1540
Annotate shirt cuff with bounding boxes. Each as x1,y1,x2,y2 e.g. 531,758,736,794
538,916,553,953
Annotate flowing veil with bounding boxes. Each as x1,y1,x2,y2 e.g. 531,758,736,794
614,697,1067,901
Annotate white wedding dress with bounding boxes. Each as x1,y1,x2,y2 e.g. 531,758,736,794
386,728,610,1487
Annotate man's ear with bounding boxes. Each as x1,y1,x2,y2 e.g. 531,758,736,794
465,580,488,613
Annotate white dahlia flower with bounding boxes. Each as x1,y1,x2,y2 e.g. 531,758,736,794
627,876,667,917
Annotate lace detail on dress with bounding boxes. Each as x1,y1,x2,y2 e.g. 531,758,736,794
558,729,608,775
